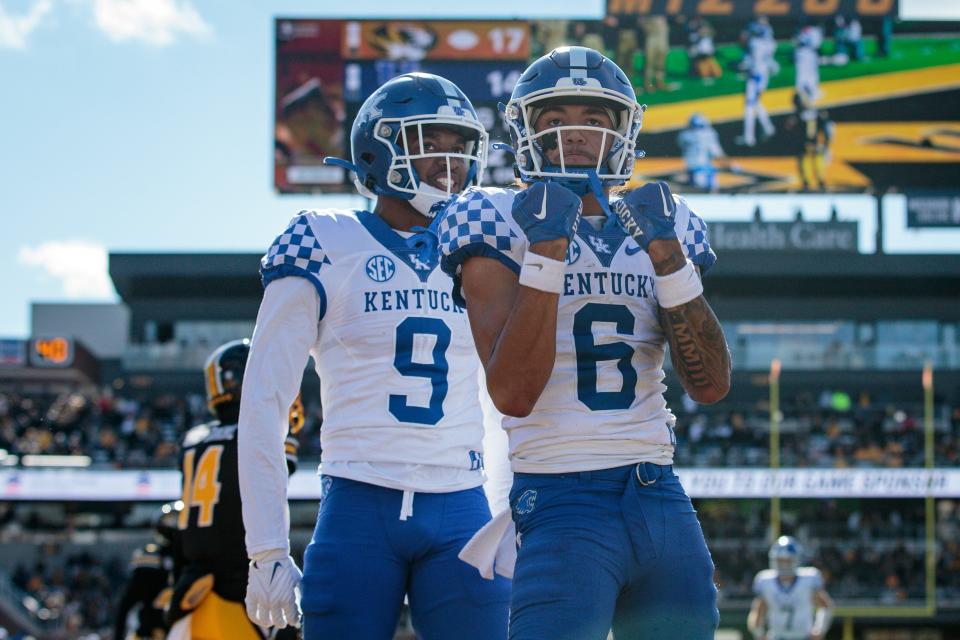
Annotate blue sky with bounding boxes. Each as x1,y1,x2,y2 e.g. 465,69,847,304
0,0,955,338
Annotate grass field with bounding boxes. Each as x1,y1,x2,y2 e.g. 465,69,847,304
627,36,960,106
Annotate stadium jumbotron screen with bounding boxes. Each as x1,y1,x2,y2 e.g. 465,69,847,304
274,14,960,195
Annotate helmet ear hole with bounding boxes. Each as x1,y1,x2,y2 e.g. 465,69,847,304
360,152,375,166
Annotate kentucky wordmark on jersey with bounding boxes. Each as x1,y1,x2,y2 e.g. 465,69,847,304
438,187,716,474
261,210,486,488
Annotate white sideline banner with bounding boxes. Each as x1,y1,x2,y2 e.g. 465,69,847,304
2,468,960,501
677,468,960,498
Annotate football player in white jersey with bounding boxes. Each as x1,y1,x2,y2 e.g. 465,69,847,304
237,72,510,640
738,18,779,147
749,536,835,640
435,46,731,640
677,113,726,192
794,25,823,124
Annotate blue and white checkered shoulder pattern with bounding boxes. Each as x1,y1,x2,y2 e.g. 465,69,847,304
682,208,717,274
438,188,520,278
260,212,332,293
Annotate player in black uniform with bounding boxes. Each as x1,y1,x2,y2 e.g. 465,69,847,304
114,503,179,640
166,339,302,640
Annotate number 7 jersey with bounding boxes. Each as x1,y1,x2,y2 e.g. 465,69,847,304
753,568,824,638
438,187,716,474
261,209,485,489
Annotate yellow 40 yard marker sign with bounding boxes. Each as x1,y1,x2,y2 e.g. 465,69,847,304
607,0,897,17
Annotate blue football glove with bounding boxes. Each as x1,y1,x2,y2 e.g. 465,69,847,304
511,181,582,245
612,181,678,252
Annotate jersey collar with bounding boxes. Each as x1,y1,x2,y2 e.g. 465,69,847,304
357,210,438,283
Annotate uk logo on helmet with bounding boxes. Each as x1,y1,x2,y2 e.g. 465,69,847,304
366,255,396,282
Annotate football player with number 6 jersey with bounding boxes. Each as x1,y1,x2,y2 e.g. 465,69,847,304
237,72,510,640
436,46,731,640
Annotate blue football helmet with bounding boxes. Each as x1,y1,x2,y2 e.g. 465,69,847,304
327,72,488,217
796,25,823,50
689,112,708,129
504,46,644,192
769,535,802,577
747,18,774,41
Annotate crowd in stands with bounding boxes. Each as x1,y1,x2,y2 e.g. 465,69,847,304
2,386,957,470
701,498,960,604
673,391,960,469
0,388,323,468
7,545,126,637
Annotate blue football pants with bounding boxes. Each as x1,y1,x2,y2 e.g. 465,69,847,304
301,477,510,640
508,463,719,640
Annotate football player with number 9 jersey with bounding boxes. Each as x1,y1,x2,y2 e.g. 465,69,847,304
237,72,509,640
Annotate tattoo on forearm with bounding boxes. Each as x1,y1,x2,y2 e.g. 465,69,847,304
651,251,687,276
661,297,731,398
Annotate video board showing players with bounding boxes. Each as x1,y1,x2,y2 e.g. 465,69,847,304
275,19,528,194
275,14,960,195
544,8,959,194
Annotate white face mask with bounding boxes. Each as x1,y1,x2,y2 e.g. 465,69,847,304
506,86,644,186
369,115,489,217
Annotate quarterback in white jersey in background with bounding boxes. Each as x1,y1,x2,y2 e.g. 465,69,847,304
237,72,509,640
678,113,726,192
749,536,835,640
437,46,731,640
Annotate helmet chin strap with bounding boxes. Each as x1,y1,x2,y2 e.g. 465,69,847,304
585,170,617,220
324,156,377,199
323,156,361,173
531,168,617,220
325,155,452,217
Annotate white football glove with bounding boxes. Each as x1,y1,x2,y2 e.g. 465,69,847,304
246,549,303,629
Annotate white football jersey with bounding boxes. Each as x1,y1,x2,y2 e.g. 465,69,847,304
678,126,724,170
795,41,821,111
745,36,778,79
753,568,824,639
438,187,716,473
260,209,485,490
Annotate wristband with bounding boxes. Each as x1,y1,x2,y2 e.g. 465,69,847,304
518,251,566,294
251,548,289,564
654,260,703,309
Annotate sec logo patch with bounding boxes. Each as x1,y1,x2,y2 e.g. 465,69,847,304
366,255,396,282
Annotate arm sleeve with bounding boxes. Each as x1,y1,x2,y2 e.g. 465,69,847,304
238,276,320,557
678,201,718,274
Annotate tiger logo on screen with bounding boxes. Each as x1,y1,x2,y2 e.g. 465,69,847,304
371,23,437,61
